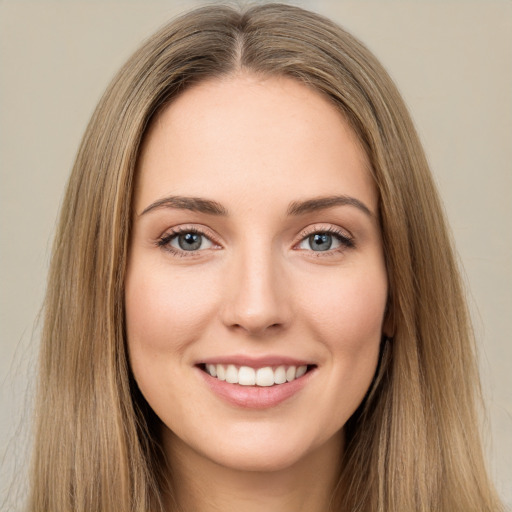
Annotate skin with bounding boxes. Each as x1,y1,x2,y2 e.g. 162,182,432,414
125,73,389,512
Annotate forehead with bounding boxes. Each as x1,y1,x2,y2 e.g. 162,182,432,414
134,73,377,213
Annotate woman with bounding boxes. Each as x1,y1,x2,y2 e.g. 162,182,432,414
29,3,504,511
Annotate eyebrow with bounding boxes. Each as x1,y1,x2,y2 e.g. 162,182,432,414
287,195,373,217
140,196,228,216
139,194,373,218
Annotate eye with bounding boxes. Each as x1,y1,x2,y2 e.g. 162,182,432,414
157,228,215,254
171,232,212,251
296,229,354,252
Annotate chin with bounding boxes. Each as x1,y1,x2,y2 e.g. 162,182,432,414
195,426,341,474
210,447,305,473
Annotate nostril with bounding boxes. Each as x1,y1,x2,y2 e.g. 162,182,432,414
229,321,283,335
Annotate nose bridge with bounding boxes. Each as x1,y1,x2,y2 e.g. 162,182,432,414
222,237,290,334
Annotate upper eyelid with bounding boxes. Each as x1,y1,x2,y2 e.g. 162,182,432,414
160,224,218,240
160,222,351,237
295,223,353,240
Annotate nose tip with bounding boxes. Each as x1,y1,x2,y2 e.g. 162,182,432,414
220,255,291,336
224,284,290,335
229,309,284,336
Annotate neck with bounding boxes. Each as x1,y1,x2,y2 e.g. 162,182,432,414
162,430,343,512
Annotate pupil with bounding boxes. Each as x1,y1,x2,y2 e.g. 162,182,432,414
179,233,201,251
310,233,332,251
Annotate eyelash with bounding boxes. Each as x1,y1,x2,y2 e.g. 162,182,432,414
296,225,355,254
156,226,218,257
156,225,355,257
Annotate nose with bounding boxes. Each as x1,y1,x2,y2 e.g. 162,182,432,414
220,245,292,336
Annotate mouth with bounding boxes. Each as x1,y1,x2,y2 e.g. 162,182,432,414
197,363,316,387
195,356,318,408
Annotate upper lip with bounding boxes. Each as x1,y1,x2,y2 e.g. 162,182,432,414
197,355,315,368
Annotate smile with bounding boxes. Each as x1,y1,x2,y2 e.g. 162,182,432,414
202,363,309,386
196,357,317,408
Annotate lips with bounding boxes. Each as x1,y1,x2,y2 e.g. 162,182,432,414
196,356,316,408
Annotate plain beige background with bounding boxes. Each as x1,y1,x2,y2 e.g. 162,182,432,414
1,0,511,509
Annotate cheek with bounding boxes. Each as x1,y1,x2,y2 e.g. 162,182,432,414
297,264,387,409
300,265,388,345
125,261,218,355
124,260,220,418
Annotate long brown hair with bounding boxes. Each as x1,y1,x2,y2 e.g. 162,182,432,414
30,3,503,511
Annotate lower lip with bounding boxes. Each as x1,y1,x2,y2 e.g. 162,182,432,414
197,367,315,409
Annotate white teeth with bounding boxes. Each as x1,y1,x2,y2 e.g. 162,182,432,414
238,366,256,386
204,363,311,386
225,364,238,384
206,364,217,377
216,365,226,381
256,367,275,387
286,366,296,382
274,366,287,384
296,365,307,378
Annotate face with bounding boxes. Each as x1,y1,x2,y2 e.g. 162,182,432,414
125,74,388,473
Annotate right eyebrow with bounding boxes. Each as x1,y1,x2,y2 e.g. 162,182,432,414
139,196,228,217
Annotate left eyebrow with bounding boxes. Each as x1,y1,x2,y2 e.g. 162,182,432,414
286,195,373,217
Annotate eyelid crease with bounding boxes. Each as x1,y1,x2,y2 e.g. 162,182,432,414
296,224,354,241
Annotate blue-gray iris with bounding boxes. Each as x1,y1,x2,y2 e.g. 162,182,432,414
310,233,332,251
179,233,202,251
